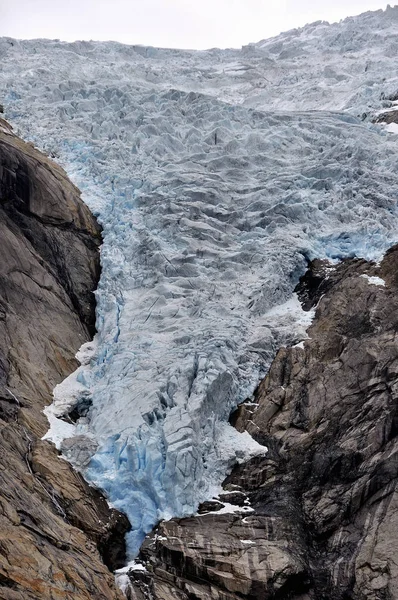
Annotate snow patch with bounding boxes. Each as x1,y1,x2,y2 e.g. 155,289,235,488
361,274,386,286
115,561,147,575
386,123,398,134
198,502,254,516
293,341,306,349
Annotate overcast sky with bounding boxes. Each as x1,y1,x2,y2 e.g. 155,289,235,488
0,0,392,49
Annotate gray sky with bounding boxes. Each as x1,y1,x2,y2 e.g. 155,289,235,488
0,0,392,49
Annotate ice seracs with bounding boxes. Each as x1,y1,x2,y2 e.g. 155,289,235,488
2,6,398,557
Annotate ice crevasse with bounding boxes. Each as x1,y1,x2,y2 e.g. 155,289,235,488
1,7,398,555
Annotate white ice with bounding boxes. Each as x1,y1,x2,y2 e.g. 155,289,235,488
2,6,398,558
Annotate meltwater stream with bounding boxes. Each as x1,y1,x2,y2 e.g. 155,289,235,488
2,8,398,555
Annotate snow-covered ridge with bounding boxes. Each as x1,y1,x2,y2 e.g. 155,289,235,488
2,7,398,557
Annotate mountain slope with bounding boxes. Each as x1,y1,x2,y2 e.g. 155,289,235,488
0,118,129,599
131,249,398,599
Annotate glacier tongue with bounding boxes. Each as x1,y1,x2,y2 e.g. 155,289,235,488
2,8,398,556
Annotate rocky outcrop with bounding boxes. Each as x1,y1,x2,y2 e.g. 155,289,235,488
374,110,398,125
375,110,398,125
0,118,129,599
130,248,398,600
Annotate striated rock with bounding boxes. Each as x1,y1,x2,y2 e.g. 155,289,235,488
374,109,398,124
131,247,398,599
0,118,129,599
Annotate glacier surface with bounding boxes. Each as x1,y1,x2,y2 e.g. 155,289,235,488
2,6,398,556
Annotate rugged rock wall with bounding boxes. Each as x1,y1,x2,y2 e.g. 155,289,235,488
0,118,129,600
131,248,398,600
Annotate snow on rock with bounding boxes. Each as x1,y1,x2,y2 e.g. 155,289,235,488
2,7,398,557
293,341,306,349
114,562,144,597
361,274,386,286
116,561,147,575
198,502,255,517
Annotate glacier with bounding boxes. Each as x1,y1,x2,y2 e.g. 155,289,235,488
2,6,398,557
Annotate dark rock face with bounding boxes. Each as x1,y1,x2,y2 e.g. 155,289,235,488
374,110,398,125
0,118,129,599
131,249,398,600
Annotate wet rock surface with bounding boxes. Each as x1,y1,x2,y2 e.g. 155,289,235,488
130,248,398,600
0,118,129,599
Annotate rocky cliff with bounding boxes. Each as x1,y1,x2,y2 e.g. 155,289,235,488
0,118,129,600
129,248,398,600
